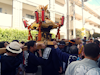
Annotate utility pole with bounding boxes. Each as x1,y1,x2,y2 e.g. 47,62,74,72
82,0,84,28
81,0,88,38
67,0,69,40
73,0,76,39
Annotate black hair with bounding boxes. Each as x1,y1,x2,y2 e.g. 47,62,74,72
6,49,13,53
51,39,54,41
59,41,66,45
6,41,9,44
84,37,86,38
25,42,28,46
69,40,75,46
94,40,99,46
6,49,18,54
27,41,36,49
21,41,25,44
84,43,100,58
69,45,78,55
0,41,5,48
12,40,19,43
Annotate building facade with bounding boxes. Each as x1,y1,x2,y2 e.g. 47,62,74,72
0,0,100,39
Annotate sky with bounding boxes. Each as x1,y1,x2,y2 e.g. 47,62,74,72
87,0,100,6
84,0,100,15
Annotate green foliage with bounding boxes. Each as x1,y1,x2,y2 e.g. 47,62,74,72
76,29,90,39
76,29,82,39
93,33,100,38
85,30,90,39
0,28,38,42
0,28,55,42
50,33,56,39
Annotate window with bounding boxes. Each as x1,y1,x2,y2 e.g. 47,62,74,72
71,30,73,35
0,8,2,13
26,14,34,19
71,16,73,21
55,21,59,23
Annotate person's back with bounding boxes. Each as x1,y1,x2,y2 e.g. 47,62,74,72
55,45,78,74
65,43,100,75
1,53,22,75
1,42,22,75
41,46,61,75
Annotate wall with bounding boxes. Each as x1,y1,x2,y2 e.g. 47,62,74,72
0,13,12,27
23,9,34,17
0,2,12,14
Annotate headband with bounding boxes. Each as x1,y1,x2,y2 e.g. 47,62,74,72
69,40,75,44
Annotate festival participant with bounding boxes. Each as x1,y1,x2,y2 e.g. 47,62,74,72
94,39,99,46
65,43,100,75
1,42,23,75
57,41,67,74
77,40,84,59
0,41,8,48
66,40,76,54
56,45,78,74
93,40,100,68
20,41,25,45
41,45,62,75
58,41,66,52
23,41,44,75
82,37,87,46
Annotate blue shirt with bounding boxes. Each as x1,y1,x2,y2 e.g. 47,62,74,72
42,47,61,75
1,53,22,75
25,50,44,73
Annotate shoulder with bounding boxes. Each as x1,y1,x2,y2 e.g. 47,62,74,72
70,60,81,65
67,60,83,70
86,68,100,75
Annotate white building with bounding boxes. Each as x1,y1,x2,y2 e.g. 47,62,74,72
0,0,100,39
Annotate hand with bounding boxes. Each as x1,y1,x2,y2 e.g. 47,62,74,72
41,44,46,49
37,49,42,57
58,67,62,73
20,44,24,49
54,45,58,49
53,41,57,45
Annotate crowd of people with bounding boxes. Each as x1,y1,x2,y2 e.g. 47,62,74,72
0,37,100,75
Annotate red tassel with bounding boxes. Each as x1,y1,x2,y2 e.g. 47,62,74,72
41,9,45,22
35,11,39,23
28,30,31,40
61,16,64,25
58,33,60,39
38,22,42,41
23,20,27,28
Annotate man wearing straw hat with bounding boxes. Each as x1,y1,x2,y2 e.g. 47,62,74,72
1,41,23,75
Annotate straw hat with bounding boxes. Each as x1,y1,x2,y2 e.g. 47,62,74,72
6,42,22,54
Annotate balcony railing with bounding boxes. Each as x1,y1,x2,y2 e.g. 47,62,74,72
0,13,12,27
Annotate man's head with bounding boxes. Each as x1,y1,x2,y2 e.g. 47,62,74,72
21,41,25,44
84,37,87,40
69,45,78,55
6,42,22,56
0,41,8,48
69,40,75,46
12,40,19,43
58,41,66,49
94,40,99,46
27,41,36,52
84,43,100,60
